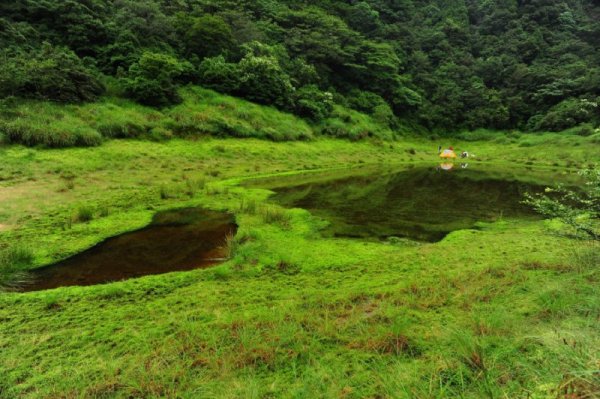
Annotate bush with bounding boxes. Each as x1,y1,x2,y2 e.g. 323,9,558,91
123,52,190,106
236,54,294,109
534,99,598,132
526,169,599,241
292,85,334,121
0,43,104,103
573,123,596,137
347,90,388,114
198,56,241,94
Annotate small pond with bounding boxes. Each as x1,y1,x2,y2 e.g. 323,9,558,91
251,165,562,242
23,208,236,292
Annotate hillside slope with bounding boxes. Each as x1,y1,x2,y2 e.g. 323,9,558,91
1,0,598,136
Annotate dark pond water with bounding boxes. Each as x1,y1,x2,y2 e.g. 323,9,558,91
264,165,550,242
23,208,236,292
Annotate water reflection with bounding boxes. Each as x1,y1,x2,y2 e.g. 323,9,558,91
268,166,546,242
23,208,237,292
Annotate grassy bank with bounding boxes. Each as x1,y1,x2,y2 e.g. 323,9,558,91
0,87,403,147
0,138,598,398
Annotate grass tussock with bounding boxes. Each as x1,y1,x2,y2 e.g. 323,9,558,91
223,231,238,260
0,245,34,291
238,198,258,215
74,205,94,223
260,205,290,227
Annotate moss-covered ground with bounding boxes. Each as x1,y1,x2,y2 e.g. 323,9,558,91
0,137,598,398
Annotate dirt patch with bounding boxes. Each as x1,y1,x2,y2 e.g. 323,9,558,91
0,224,11,232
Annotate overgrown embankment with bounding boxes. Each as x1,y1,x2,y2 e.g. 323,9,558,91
0,87,401,147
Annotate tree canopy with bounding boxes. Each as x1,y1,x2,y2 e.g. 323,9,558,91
0,0,598,133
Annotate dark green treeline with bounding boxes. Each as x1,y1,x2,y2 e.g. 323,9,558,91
1,0,599,133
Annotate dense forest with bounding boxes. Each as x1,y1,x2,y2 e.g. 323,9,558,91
1,0,599,136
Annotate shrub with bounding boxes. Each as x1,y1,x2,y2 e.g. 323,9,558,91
534,99,598,132
573,123,595,137
0,43,104,103
526,168,599,241
198,56,241,94
347,90,388,114
123,52,190,106
292,85,334,121
236,53,294,109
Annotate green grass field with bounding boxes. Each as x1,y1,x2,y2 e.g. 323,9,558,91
0,136,598,398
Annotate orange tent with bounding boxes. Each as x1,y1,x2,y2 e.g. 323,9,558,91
439,149,457,159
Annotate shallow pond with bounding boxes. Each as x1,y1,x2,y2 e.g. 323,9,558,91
256,165,559,242
23,208,236,292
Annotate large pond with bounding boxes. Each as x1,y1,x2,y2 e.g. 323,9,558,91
23,208,236,292
252,165,563,242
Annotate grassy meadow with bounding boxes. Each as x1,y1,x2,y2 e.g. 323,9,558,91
0,135,598,398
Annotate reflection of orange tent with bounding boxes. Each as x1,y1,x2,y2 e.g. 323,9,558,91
439,149,457,159
440,163,454,171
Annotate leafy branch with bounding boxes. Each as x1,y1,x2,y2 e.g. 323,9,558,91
525,169,600,241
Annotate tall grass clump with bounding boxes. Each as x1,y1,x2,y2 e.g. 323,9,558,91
74,205,94,223
159,184,179,200
260,205,291,227
0,104,102,147
183,176,206,197
319,105,395,141
0,245,34,292
239,198,258,215
79,101,159,139
223,231,238,260
570,243,600,273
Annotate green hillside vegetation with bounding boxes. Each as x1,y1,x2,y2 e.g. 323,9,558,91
0,87,403,147
1,0,599,148
0,1,599,398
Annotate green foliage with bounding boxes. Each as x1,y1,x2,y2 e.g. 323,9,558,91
0,43,104,102
123,52,190,106
198,55,241,93
526,169,600,241
237,52,294,109
292,85,334,121
168,87,314,141
1,0,600,133
320,106,395,141
177,14,235,59
532,98,599,132
75,205,95,223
